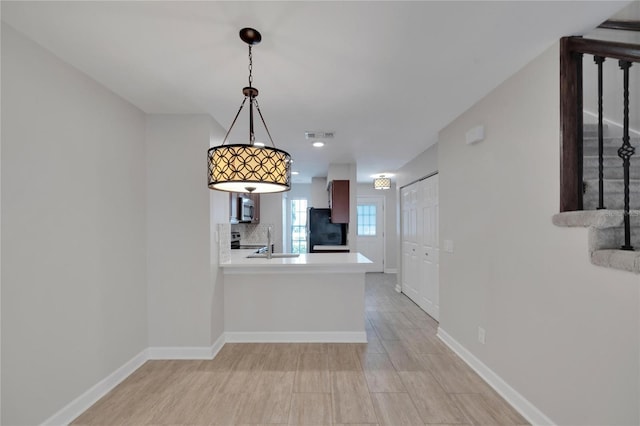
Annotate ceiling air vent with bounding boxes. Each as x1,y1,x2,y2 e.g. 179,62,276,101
305,131,335,139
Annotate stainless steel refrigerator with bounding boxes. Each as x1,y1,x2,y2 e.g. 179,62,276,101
307,208,348,253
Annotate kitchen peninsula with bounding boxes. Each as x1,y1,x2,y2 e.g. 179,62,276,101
221,250,371,342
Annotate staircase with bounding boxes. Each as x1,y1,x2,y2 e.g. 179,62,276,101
582,124,640,210
553,123,640,274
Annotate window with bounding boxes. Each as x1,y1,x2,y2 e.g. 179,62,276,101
357,204,377,236
291,199,308,253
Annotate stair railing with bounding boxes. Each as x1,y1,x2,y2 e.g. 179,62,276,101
560,36,640,250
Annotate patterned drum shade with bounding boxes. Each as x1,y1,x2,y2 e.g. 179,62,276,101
373,177,391,190
208,144,291,193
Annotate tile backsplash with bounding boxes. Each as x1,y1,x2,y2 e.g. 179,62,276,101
238,223,274,244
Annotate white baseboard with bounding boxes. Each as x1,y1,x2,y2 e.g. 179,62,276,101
148,333,226,360
437,328,555,426
225,331,367,343
39,329,371,425
41,349,148,426
383,268,398,274
210,333,225,358
40,333,227,426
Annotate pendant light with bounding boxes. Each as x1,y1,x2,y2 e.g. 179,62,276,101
208,28,292,193
374,175,391,190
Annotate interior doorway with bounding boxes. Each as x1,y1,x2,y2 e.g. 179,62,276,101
356,196,385,272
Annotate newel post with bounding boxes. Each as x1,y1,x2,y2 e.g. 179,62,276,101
560,37,584,212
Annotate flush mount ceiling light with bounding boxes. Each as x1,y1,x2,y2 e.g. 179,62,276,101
373,175,391,190
312,141,325,148
208,28,291,194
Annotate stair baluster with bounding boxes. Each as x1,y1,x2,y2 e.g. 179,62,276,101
617,60,634,251
594,55,606,210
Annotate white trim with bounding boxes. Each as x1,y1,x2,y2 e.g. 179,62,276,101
40,334,227,425
437,328,555,426
384,268,397,274
357,194,386,273
148,333,226,360
225,331,367,343
584,110,640,137
210,333,226,359
394,284,402,293
40,349,148,426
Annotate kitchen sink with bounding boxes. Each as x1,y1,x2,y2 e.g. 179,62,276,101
246,253,300,259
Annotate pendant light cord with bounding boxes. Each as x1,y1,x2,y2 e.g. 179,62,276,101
248,45,253,87
218,35,276,149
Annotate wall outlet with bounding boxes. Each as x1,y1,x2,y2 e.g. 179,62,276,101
478,327,486,344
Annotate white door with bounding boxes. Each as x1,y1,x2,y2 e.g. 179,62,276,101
418,175,439,320
401,185,419,302
356,196,384,272
400,174,439,320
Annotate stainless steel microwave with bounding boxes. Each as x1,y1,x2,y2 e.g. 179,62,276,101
239,197,255,222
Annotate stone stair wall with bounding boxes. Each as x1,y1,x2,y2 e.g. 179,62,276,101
552,210,640,273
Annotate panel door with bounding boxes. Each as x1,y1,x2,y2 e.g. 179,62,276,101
401,184,419,303
418,174,439,320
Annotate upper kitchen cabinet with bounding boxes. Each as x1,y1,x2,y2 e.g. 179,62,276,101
328,180,349,223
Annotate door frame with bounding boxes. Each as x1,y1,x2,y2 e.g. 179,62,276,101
399,171,439,315
356,195,386,272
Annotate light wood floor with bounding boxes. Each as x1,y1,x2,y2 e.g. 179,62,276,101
72,273,529,425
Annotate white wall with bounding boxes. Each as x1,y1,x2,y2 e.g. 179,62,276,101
208,130,229,346
224,272,365,334
146,114,227,348
289,183,312,201
396,143,438,189
310,177,328,208
1,24,148,425
438,42,639,425
357,183,398,271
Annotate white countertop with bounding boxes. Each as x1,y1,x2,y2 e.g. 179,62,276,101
222,250,372,274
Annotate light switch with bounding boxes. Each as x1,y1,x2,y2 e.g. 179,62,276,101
444,239,454,253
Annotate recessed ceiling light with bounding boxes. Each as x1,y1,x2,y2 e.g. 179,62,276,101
312,141,325,148
292,171,300,175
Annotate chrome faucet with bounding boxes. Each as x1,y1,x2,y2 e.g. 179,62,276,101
267,226,272,259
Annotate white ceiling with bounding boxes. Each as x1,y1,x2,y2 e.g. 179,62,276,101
1,1,630,183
